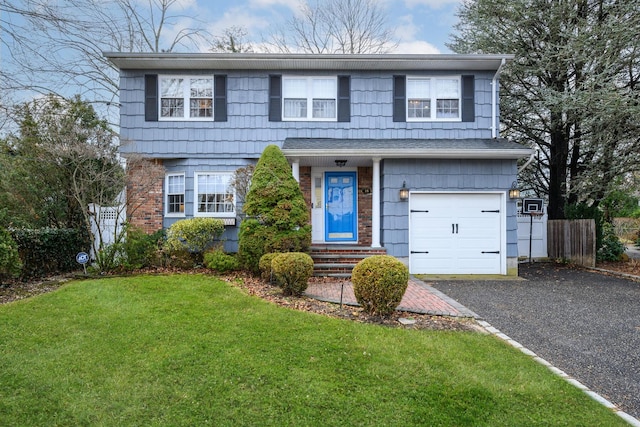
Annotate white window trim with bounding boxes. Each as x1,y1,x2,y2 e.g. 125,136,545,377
158,75,214,121
406,75,462,122
194,172,236,218
282,75,338,122
165,173,186,217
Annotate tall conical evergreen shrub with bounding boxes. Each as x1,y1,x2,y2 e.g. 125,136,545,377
238,145,311,273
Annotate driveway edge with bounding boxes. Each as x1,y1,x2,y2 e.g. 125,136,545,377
477,319,640,426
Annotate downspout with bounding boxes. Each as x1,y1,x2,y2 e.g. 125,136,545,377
491,58,506,139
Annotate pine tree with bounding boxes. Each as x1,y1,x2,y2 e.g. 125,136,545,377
450,0,640,219
238,145,311,273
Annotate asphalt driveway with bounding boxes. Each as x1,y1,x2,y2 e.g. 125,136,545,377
430,262,640,420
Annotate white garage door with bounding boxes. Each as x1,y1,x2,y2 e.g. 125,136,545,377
409,193,504,275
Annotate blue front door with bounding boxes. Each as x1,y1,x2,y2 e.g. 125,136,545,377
325,172,357,242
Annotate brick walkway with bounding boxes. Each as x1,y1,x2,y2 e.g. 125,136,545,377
305,277,478,318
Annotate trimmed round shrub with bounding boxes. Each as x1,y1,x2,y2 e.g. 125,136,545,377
272,252,314,296
204,249,239,273
352,255,409,316
259,252,280,283
165,218,225,263
0,227,22,283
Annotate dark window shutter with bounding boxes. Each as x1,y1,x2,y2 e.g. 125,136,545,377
214,75,227,122
145,74,158,122
269,75,282,122
393,75,406,122
461,75,475,122
337,75,350,122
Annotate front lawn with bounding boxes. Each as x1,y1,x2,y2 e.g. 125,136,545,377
0,274,626,426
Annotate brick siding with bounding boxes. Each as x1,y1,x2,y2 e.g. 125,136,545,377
126,159,164,234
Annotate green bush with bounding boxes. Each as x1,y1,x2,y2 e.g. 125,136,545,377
0,227,22,283
271,252,314,296
238,145,311,273
123,228,165,270
10,227,89,278
352,255,409,316
598,221,626,261
165,218,225,263
259,252,280,283
204,249,239,273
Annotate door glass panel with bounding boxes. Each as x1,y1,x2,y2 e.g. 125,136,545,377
314,177,322,207
326,172,356,241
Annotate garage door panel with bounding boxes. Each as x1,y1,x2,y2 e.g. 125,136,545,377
457,220,500,240
409,193,504,275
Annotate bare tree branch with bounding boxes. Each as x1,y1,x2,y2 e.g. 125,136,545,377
263,0,397,54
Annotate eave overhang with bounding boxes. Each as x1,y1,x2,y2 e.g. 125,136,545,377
104,52,514,72
281,138,532,167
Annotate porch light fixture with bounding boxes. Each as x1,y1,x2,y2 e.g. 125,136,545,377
335,159,347,167
399,181,410,201
509,181,520,199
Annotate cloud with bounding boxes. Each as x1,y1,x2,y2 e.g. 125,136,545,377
404,0,462,8
393,40,440,54
248,0,303,12
392,14,441,54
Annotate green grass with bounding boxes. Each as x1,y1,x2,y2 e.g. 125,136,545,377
0,275,626,426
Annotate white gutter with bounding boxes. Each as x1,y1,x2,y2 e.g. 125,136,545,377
280,148,532,160
518,147,538,173
491,58,506,139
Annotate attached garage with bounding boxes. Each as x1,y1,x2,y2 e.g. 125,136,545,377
409,192,506,275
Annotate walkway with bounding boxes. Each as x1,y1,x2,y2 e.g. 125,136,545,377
305,277,478,318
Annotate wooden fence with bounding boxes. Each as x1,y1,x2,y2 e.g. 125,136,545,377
547,219,596,267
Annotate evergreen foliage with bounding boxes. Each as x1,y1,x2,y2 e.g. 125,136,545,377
352,255,409,316
450,0,640,219
0,95,122,230
259,252,280,283
271,252,314,296
165,218,226,262
597,222,625,262
204,249,240,273
0,227,22,283
10,227,89,278
238,145,311,273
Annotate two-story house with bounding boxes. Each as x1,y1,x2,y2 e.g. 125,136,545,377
105,52,532,276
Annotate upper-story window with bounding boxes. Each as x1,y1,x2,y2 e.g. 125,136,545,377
406,76,461,121
159,76,214,120
282,76,337,121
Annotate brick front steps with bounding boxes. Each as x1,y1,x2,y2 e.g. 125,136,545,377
310,245,387,277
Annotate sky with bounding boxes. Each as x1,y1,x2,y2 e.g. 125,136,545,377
184,0,462,54
0,0,464,131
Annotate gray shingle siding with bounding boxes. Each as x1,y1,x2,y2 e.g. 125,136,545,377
119,70,496,158
162,158,255,252
380,159,518,258
119,66,519,261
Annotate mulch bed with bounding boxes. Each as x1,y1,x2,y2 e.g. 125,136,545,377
225,272,478,331
4,259,639,331
1,270,476,331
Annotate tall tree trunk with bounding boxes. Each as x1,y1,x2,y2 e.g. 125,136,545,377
548,112,569,219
